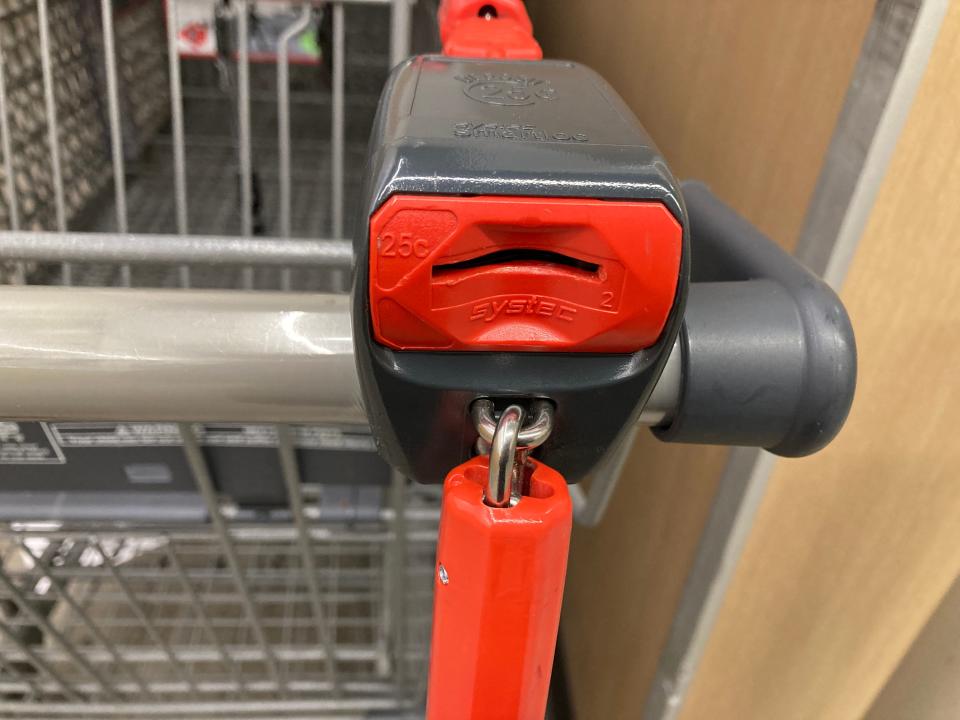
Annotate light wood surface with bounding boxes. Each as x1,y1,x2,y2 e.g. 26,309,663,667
866,575,960,720
528,0,874,252
525,2,874,717
560,435,728,719
679,4,960,718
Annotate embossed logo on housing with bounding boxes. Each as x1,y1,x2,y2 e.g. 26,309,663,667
455,72,557,106
469,296,578,324
454,122,588,143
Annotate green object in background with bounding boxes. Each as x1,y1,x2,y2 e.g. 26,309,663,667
299,30,321,60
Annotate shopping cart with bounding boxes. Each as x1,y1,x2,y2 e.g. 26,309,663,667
0,1,434,717
0,1,858,718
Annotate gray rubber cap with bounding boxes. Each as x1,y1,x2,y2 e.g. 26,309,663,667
654,182,857,457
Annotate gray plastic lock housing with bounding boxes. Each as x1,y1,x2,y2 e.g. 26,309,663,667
352,55,690,484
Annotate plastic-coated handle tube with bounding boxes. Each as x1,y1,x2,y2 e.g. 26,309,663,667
653,182,857,457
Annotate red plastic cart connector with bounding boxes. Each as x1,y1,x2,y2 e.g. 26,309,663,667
368,194,683,352
438,0,533,42
426,454,572,720
438,0,541,59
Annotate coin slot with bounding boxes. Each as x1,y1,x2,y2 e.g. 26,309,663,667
432,248,600,278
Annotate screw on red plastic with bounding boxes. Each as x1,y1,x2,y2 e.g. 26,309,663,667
438,0,541,59
437,0,533,43
368,194,683,352
426,454,572,720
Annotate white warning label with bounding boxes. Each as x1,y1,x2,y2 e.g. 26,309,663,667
0,422,66,464
197,424,376,452
47,423,376,452
295,426,376,452
51,423,181,447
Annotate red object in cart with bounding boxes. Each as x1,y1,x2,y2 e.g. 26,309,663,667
426,455,572,720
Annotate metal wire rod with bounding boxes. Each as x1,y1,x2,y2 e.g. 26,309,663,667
162,541,246,694
331,2,345,238
165,0,191,287
276,425,342,693
0,697,403,716
0,230,351,266
0,676,406,697
277,3,313,289
17,541,150,697
0,711,399,720
0,642,397,666
179,424,286,693
99,0,130,287
0,563,118,699
23,610,391,630
0,40,24,285
0,620,81,703
388,470,408,693
0,41,18,234
91,541,198,696
389,0,412,67
35,0,68,284
236,0,254,289
4,523,441,544
4,586,392,607
0,652,43,701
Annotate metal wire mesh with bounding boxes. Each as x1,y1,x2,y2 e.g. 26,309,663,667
0,0,398,288
0,487,440,716
0,0,111,234
0,1,433,717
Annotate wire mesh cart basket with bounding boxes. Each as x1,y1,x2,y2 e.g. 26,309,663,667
0,0,437,717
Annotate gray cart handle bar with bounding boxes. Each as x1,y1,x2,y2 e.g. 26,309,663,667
0,184,856,458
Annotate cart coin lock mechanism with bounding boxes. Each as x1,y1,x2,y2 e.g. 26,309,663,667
353,1,857,717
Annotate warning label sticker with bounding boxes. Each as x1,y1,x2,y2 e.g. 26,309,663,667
296,426,376,452
197,424,377,452
47,423,375,452
0,422,66,464
51,423,181,448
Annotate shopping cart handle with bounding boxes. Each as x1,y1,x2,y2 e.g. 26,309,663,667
652,181,857,457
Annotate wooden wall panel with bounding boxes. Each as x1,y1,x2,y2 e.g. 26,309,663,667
678,4,960,718
560,436,728,719
524,2,874,717
527,0,874,252
865,575,960,720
